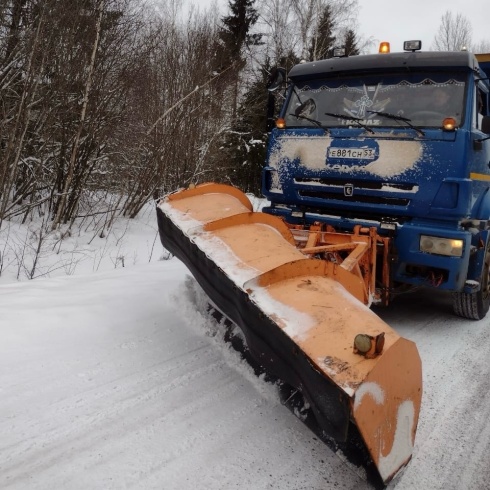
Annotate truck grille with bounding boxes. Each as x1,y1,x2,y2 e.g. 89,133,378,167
298,190,410,206
295,177,417,207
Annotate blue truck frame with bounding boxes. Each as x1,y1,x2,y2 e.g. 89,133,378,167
262,49,490,319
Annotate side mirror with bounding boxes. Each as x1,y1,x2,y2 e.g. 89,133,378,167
295,98,316,117
267,67,286,92
474,115,490,148
266,68,287,131
481,115,490,135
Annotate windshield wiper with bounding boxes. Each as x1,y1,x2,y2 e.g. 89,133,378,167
324,112,374,134
367,110,425,137
290,113,330,133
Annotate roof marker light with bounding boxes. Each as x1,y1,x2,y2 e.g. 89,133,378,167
443,117,457,131
275,118,286,129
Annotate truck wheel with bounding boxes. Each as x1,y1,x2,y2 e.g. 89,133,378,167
452,243,490,320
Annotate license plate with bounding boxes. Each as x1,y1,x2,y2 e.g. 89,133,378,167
327,147,376,160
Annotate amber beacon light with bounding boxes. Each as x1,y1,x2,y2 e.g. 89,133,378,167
379,42,390,53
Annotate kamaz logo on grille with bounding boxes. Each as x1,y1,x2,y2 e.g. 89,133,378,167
344,184,354,197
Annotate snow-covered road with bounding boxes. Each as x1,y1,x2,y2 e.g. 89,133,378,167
1,260,489,489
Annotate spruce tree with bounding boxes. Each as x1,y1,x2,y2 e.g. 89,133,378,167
309,4,336,61
343,29,360,56
220,61,276,195
214,0,261,120
220,0,259,63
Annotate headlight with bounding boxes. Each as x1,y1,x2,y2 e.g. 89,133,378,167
419,235,464,257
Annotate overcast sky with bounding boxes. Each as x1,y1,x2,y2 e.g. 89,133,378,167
192,0,489,54
357,0,489,52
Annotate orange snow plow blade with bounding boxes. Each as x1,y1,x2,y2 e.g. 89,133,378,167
156,183,422,485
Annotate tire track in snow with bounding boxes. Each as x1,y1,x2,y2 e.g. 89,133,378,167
379,289,490,490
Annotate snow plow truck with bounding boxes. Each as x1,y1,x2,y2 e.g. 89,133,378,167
157,41,490,486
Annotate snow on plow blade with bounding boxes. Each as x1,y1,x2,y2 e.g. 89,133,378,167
156,183,422,485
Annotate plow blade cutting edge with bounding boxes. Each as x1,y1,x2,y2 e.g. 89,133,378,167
156,183,422,485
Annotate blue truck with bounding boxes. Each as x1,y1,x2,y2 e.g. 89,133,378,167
263,42,490,319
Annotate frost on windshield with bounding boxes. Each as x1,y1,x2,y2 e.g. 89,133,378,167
285,76,466,128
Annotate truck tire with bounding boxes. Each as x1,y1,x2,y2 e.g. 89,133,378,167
453,243,490,320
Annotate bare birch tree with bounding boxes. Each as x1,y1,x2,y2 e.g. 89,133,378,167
432,11,472,51
51,0,105,230
115,4,233,218
0,1,47,223
258,0,360,63
473,40,490,54
258,0,296,63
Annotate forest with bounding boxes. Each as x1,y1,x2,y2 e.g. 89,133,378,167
0,0,488,276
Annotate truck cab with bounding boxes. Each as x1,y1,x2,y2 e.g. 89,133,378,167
263,43,490,319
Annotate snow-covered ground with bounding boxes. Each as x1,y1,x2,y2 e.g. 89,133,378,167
1,205,490,490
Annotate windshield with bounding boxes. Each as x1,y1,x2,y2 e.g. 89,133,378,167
284,72,466,129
